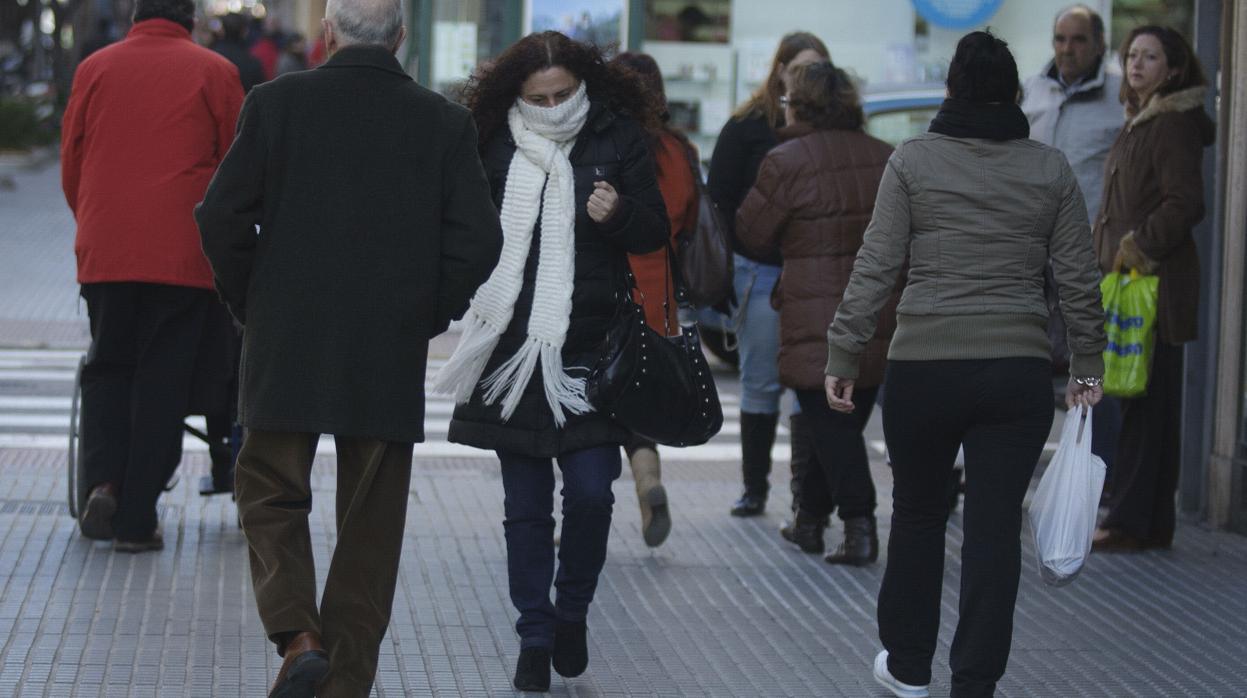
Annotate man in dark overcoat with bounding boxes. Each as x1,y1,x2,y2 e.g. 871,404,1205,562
194,0,502,692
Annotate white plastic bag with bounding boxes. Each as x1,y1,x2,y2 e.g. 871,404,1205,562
1028,404,1106,586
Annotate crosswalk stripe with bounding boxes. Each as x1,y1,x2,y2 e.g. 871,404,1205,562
0,432,782,462
0,348,756,462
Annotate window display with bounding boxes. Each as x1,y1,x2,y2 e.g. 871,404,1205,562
529,0,627,47
644,0,730,43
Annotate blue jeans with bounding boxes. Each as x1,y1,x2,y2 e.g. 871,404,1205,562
731,255,784,415
499,445,622,649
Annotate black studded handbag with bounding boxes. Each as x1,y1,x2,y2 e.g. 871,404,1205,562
586,244,723,447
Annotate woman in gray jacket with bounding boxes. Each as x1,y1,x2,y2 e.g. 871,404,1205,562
823,32,1106,698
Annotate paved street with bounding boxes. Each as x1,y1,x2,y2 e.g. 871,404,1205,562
1,164,1246,697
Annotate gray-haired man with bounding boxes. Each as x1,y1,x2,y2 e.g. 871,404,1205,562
1022,4,1123,215
195,0,502,694
1021,3,1123,469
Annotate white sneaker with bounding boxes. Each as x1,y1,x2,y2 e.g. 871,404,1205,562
873,651,929,698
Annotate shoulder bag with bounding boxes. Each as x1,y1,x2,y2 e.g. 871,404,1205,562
587,245,724,446
676,143,734,308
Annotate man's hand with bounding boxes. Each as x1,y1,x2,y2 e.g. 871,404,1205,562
587,181,620,223
825,375,856,414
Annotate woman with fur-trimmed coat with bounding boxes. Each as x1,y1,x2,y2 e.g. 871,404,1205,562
436,32,668,692
1092,26,1215,553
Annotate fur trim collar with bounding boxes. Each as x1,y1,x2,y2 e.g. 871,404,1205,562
1130,86,1207,128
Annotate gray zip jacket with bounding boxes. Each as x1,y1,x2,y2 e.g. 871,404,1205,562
1022,59,1124,222
825,133,1107,379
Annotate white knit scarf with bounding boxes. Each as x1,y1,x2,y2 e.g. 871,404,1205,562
433,81,593,426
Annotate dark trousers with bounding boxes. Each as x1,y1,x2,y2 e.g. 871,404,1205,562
1102,341,1184,542
1090,395,1121,478
499,445,622,649
79,282,214,541
236,430,413,697
878,359,1053,697
794,387,878,521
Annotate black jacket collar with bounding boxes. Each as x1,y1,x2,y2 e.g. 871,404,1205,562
585,99,616,134
318,45,411,80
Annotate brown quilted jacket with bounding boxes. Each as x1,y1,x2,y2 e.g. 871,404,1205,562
1092,86,1215,345
736,124,898,390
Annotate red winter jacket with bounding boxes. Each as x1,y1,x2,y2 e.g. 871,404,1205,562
62,19,243,290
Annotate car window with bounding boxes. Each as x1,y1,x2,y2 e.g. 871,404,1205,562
866,108,940,146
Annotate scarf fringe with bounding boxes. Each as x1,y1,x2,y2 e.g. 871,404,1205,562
431,312,501,403
478,336,593,426
539,342,592,427
480,336,542,421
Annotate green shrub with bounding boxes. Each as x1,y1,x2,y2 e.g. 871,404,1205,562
0,97,57,151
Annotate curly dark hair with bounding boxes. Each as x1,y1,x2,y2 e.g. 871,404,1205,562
462,31,664,148
787,62,863,131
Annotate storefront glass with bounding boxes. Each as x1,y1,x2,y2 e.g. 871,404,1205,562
429,0,514,95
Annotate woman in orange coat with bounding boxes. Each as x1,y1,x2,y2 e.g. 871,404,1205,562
611,52,698,548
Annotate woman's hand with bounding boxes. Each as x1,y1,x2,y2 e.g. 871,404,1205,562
587,181,620,223
1114,230,1158,273
825,375,856,413
1065,379,1104,410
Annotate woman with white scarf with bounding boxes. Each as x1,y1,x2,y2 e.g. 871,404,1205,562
438,32,669,692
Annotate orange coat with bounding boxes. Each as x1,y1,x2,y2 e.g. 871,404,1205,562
629,131,697,334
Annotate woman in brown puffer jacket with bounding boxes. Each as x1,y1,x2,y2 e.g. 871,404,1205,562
1092,26,1215,553
737,62,897,565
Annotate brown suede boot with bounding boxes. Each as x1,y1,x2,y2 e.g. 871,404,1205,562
629,446,670,547
269,631,329,698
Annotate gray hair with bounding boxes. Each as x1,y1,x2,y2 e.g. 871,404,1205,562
326,0,403,48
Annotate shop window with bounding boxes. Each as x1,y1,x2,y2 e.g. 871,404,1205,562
530,0,627,48
644,0,730,44
430,0,512,95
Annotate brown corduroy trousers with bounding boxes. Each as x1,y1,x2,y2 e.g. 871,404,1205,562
235,430,413,697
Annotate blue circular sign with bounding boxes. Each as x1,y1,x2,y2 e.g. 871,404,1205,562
912,0,1005,29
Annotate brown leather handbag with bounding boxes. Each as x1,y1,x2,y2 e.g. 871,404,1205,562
676,143,733,308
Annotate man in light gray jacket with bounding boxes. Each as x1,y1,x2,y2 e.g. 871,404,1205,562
1021,3,1122,469
1022,4,1122,218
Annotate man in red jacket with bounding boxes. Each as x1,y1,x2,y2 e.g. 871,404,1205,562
61,0,243,552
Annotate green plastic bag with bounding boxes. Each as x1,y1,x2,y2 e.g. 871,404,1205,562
1101,270,1159,397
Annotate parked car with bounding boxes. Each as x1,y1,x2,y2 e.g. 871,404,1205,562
863,85,945,145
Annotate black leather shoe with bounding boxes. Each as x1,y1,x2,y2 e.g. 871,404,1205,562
269,631,328,698
79,482,117,540
514,647,551,691
552,620,588,678
825,516,878,566
730,493,766,517
780,511,827,554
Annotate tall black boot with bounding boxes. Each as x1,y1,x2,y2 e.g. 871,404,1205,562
731,411,779,517
824,516,878,566
787,412,811,516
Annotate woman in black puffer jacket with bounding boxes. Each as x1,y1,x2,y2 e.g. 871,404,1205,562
436,31,668,692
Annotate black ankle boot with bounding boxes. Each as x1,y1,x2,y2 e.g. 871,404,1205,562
824,516,878,566
732,412,779,516
780,510,827,554
514,647,551,691
552,620,588,678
